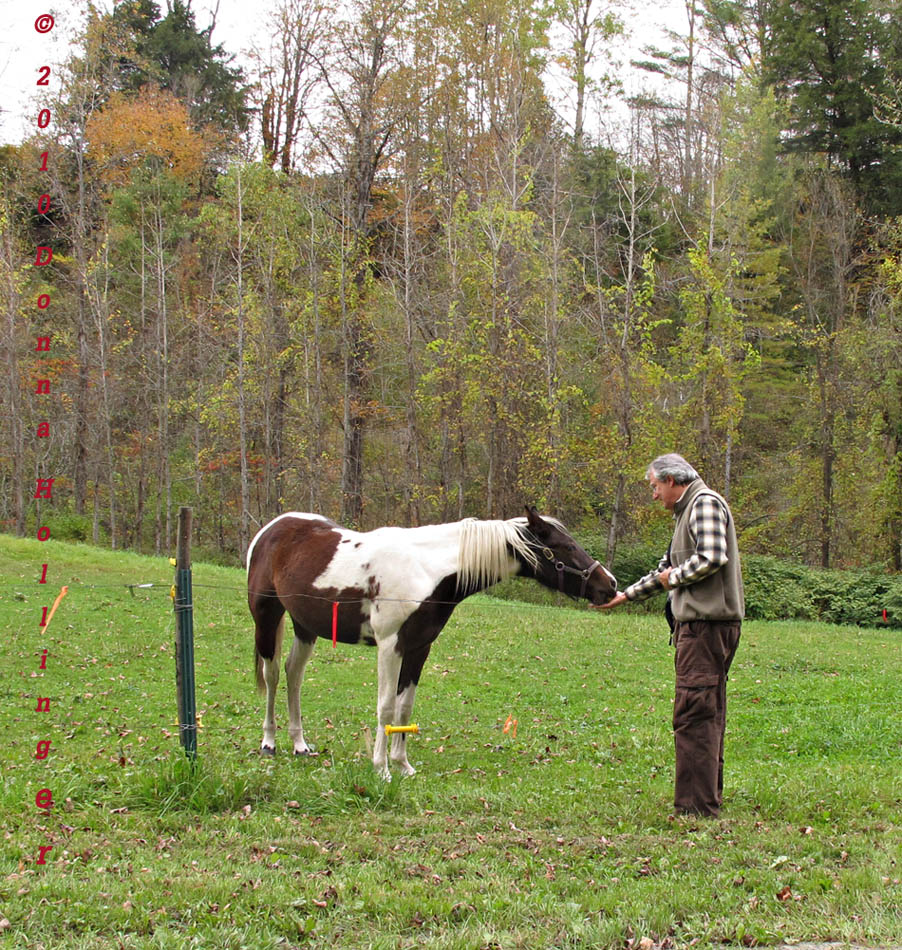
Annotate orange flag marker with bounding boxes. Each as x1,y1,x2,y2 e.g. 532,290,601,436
40,586,68,633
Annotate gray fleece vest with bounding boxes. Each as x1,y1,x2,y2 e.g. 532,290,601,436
670,479,745,622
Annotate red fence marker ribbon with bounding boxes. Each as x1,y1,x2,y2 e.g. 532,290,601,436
332,601,338,648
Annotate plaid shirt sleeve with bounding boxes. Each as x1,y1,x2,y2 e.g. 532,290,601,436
623,551,672,603
624,493,729,602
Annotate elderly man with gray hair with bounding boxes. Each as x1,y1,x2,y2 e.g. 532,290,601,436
601,453,744,817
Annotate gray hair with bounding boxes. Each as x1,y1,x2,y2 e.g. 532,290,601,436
647,453,699,485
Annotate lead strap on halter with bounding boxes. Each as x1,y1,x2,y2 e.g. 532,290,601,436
332,601,338,648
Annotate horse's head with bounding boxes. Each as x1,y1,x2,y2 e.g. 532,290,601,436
519,506,617,606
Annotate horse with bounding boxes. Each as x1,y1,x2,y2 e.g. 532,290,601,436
246,505,617,780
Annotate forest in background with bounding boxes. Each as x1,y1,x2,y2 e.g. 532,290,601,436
2,0,901,573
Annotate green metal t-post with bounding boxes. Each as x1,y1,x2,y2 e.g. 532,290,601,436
174,506,197,761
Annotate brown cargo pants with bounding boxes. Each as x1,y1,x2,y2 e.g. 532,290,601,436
672,620,741,817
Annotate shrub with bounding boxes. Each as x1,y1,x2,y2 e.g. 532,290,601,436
741,556,815,622
39,512,95,543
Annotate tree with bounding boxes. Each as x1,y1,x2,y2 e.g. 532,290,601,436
0,186,27,535
858,223,902,569
631,0,705,204
42,8,137,522
671,243,760,491
593,110,667,563
701,79,787,496
785,168,861,567
85,85,213,189
255,0,326,173
763,0,902,214
313,0,408,526
699,0,773,75
553,0,624,150
113,0,250,135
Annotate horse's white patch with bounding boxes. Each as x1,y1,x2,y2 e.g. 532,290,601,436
312,522,462,615
600,564,617,587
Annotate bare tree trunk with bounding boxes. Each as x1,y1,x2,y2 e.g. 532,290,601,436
603,108,661,564
339,191,368,527
148,189,171,556
790,172,857,568
563,0,594,151
544,147,571,514
332,1,403,526
88,236,118,547
682,0,696,201
259,0,324,173
724,430,733,502
606,474,626,569
74,294,90,515
304,190,326,513
818,355,836,568
400,178,422,525
1,201,25,534
234,166,251,558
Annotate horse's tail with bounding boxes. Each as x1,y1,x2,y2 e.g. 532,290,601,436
255,614,285,694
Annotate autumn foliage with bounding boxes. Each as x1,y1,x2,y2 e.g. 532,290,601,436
86,85,216,187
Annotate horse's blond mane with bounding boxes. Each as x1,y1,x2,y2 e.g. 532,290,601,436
456,518,540,593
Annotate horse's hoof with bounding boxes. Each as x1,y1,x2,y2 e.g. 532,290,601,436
261,745,276,756
293,747,313,757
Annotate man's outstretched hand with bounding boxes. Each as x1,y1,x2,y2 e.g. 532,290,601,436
595,592,628,610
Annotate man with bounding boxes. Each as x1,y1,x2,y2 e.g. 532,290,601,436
600,453,744,817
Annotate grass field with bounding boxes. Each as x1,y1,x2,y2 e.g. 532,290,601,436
1,535,900,949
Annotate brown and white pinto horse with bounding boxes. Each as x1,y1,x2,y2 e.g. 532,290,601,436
247,506,617,779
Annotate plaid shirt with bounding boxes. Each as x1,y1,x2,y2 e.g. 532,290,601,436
625,492,730,603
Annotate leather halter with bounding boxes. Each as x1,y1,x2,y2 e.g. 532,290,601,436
533,542,602,600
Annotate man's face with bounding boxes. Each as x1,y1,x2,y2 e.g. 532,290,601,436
648,473,686,511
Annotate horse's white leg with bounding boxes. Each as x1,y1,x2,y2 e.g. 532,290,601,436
373,635,403,781
255,611,285,755
285,635,316,755
390,642,433,777
261,654,280,754
390,683,418,777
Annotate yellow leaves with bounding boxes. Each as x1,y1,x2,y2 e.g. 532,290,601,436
86,85,217,188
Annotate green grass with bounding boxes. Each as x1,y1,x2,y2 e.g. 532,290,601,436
1,534,900,949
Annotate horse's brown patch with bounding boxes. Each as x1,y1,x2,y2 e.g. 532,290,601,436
395,573,462,693
249,515,370,651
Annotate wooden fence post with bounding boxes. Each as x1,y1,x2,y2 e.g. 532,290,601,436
174,506,197,761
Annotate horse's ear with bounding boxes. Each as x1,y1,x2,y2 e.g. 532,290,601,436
525,505,548,536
